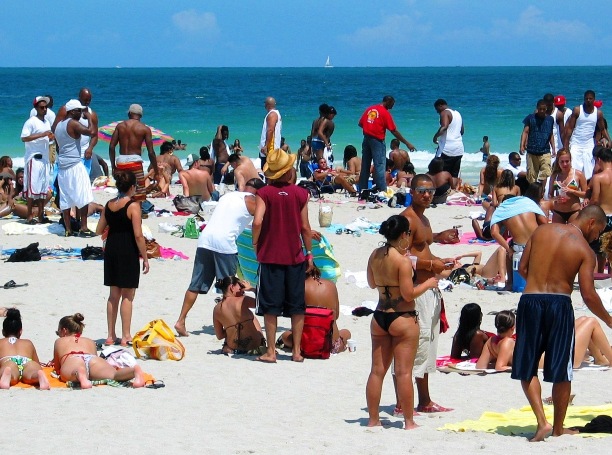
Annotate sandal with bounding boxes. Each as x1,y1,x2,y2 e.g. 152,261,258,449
392,406,421,417
78,229,97,238
145,380,165,389
25,219,39,225
3,280,29,289
416,402,453,413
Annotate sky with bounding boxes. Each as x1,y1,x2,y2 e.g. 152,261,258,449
3,1,612,67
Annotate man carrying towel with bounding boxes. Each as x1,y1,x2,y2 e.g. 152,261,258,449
252,144,313,363
513,205,612,441
109,104,158,202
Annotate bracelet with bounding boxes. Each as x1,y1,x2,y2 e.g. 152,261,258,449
305,250,312,255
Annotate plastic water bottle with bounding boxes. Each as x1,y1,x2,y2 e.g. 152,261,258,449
512,251,526,292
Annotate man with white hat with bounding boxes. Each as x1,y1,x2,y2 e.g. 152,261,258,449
20,96,53,224
53,99,97,237
252,145,313,363
109,103,158,202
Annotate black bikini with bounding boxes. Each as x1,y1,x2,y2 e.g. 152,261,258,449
373,309,419,332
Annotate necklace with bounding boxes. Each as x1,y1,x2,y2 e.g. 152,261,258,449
568,223,582,235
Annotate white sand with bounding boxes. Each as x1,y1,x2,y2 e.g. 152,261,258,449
1,187,611,454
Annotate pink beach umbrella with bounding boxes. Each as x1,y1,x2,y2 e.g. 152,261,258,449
98,121,174,147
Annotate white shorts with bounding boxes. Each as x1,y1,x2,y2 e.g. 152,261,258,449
58,163,93,210
570,144,595,180
24,156,49,200
413,288,442,378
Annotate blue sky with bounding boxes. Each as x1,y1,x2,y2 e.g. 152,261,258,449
3,1,612,67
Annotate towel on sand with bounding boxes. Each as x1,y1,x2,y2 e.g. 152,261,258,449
490,196,544,226
13,366,154,389
441,404,612,438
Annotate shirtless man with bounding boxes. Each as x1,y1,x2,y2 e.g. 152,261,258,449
156,141,183,183
311,105,336,161
109,104,158,202
513,205,612,441
389,139,410,173
228,153,260,191
297,139,312,178
213,125,230,184
179,158,217,202
53,88,99,160
586,147,612,271
490,195,548,288
399,174,456,413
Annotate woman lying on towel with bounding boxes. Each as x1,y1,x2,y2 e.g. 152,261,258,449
439,250,507,289
366,215,438,430
53,313,145,389
213,277,266,356
450,303,490,360
476,310,515,371
0,308,49,389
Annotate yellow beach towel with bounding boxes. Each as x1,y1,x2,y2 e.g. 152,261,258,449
440,404,612,438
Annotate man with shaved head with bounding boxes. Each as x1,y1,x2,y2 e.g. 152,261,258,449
259,96,282,169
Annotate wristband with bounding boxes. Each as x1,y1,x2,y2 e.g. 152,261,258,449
305,250,312,255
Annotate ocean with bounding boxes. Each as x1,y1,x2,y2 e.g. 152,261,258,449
2,66,611,184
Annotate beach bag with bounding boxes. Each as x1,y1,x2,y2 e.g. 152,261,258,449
300,306,334,359
145,239,161,258
448,267,471,285
6,242,41,262
298,180,321,199
173,195,200,214
132,319,185,361
81,245,104,260
184,217,200,239
141,199,155,215
318,203,333,228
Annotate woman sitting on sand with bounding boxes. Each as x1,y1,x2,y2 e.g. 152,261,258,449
450,303,490,359
277,265,352,354
440,250,507,289
0,308,49,389
476,310,516,371
0,172,15,218
213,277,266,356
492,170,520,207
477,154,502,202
53,313,145,389
396,162,415,189
366,215,438,430
547,149,587,224
427,157,457,204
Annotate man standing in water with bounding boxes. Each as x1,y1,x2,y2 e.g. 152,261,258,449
400,174,455,413
514,205,612,441
109,104,158,202
433,99,464,178
259,97,282,170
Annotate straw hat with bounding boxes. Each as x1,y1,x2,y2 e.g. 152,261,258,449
263,147,296,180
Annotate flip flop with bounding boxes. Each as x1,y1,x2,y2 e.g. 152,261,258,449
416,402,453,413
392,406,421,417
78,229,97,238
25,219,39,225
3,280,29,289
104,338,117,346
145,380,165,389
120,340,133,347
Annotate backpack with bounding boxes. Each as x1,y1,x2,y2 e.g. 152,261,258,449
298,180,321,199
6,242,41,262
300,306,334,359
81,245,104,260
173,195,200,214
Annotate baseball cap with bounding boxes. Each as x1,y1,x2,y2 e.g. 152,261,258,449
33,96,50,107
553,95,566,106
128,104,143,115
594,100,603,108
186,153,198,167
65,99,86,111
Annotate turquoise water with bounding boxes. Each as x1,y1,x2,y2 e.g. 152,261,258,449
2,66,611,183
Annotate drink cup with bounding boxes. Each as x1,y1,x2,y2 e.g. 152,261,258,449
347,339,357,352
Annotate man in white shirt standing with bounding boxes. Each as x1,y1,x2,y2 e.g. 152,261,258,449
29,94,56,125
433,99,464,178
21,96,53,224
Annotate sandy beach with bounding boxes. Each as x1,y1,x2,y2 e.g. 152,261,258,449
2,185,611,454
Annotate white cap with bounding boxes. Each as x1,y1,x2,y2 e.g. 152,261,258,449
65,99,86,111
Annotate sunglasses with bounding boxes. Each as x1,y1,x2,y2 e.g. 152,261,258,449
414,187,435,195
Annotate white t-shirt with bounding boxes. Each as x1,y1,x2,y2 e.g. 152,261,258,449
29,107,56,126
198,192,254,254
504,163,526,180
21,116,51,163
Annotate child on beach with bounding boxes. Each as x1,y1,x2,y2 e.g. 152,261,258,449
450,303,490,359
53,313,145,389
476,310,515,371
0,308,50,389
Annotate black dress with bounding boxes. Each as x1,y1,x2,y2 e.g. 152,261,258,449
103,200,140,288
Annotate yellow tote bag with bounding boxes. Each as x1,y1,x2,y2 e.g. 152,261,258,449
132,319,185,361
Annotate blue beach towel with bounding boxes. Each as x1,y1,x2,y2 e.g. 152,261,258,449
236,228,341,284
490,196,544,226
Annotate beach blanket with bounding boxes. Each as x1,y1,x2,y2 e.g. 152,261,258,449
13,366,155,389
459,232,497,245
490,196,544,226
1,222,65,236
441,404,612,438
592,287,612,312
236,228,341,284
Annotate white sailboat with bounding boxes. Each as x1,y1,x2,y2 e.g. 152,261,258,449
324,56,333,68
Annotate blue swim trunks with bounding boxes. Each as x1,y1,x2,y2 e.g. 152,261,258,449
311,137,325,151
511,293,575,383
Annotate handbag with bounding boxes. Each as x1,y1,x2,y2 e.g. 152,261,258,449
145,239,161,258
183,216,200,239
132,319,185,361
81,245,104,260
173,195,201,214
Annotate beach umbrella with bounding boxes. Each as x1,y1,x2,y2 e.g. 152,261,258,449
98,121,174,147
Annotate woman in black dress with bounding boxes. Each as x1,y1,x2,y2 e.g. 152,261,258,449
96,171,149,347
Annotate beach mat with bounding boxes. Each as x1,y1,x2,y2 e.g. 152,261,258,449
460,232,497,245
12,366,155,389
236,228,341,283
440,404,612,438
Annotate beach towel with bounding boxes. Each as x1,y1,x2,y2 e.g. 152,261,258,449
236,228,341,284
490,196,544,226
1,221,65,236
13,366,155,389
459,232,497,245
441,404,612,438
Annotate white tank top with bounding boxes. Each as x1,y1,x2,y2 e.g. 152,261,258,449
438,109,464,157
570,105,597,148
79,107,92,153
553,107,574,151
259,109,282,157
55,119,83,170
198,192,253,254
